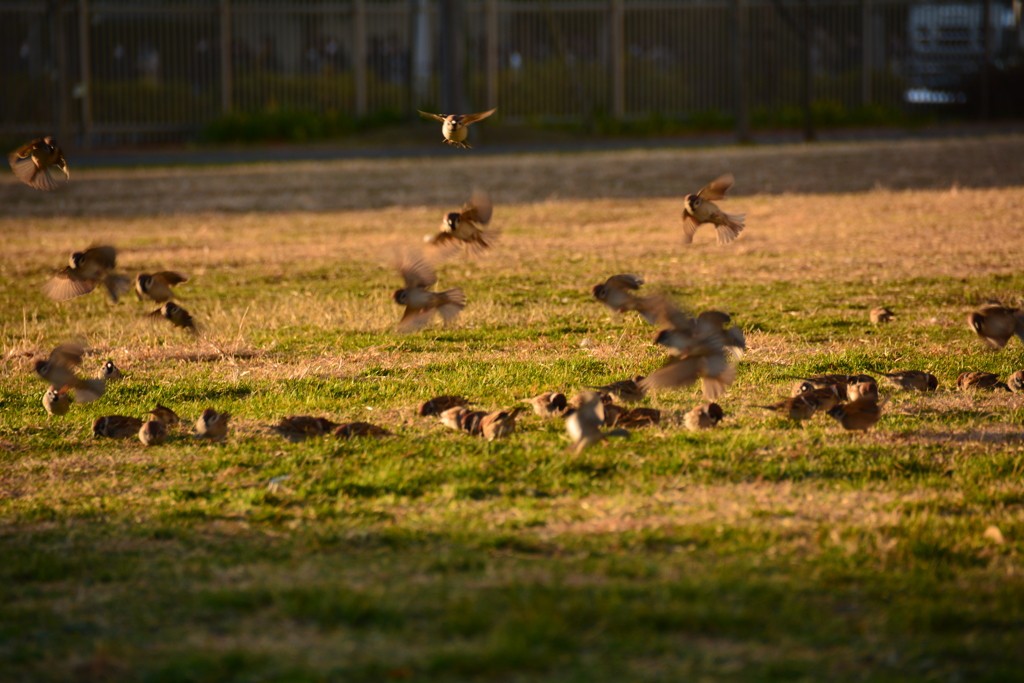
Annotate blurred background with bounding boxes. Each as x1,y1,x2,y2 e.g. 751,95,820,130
2,0,1023,150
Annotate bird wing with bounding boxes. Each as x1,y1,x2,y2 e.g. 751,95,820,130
680,212,700,243
697,173,735,201
397,306,434,333
51,342,85,367
30,167,60,191
462,108,497,125
84,245,117,269
640,357,702,391
637,294,694,331
606,274,643,291
9,153,43,186
154,271,188,286
41,269,95,301
461,190,492,225
399,255,437,289
10,139,44,159
417,110,447,122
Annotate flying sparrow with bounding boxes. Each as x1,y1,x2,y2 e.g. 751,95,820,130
1008,370,1024,393
827,398,882,432
419,395,472,417
136,272,188,303
426,191,497,256
522,392,568,417
272,415,339,442
418,108,497,148
138,420,168,447
645,311,739,400
99,359,122,381
882,371,938,392
195,408,230,441
148,302,197,333
591,274,656,322
588,376,646,404
956,372,1009,392
8,137,68,190
758,395,818,422
334,422,392,438
93,415,145,439
148,404,181,427
392,254,466,333
42,387,70,416
41,245,130,302
564,391,630,454
684,402,724,431
967,304,1024,349
681,173,745,245
847,380,879,402
33,342,105,403
480,408,525,441
870,307,894,324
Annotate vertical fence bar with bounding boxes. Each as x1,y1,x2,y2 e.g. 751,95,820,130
981,0,991,120
77,0,91,147
733,0,749,142
220,0,232,113
610,0,624,118
55,0,70,143
354,0,367,116
861,0,872,106
802,0,814,141
486,0,498,111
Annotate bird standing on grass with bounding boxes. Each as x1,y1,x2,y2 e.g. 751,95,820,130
827,397,882,432
967,304,1024,349
93,415,145,439
684,402,724,431
195,408,230,441
139,420,167,446
8,137,68,190
42,388,70,417
565,391,630,454
418,108,497,148
681,173,746,245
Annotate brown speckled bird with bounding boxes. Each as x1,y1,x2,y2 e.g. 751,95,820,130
272,415,339,442
827,398,882,432
870,307,894,324
1008,370,1024,393
591,274,655,322
148,404,181,427
956,372,1009,392
681,173,745,245
33,342,106,404
684,402,724,431
796,386,841,413
564,391,630,454
759,395,818,422
99,359,122,381
588,376,646,404
195,408,230,441
42,245,130,303
440,406,487,437
967,304,1024,349
138,420,168,447
392,254,466,333
148,301,197,333
426,191,497,256
523,392,568,417
8,137,68,190
644,309,739,400
883,371,938,392
93,415,144,439
42,387,70,416
136,272,188,303
480,408,524,441
418,108,497,148
334,422,392,438
610,407,660,429
847,381,879,402
419,395,472,417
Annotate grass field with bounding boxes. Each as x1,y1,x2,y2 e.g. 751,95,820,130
2,136,1024,682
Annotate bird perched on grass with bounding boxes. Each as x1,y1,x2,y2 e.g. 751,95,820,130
42,245,130,303
588,376,646,404
33,342,105,403
882,371,938,392
684,402,724,431
440,406,486,437
564,391,630,454
195,408,230,441
870,307,894,324
334,422,391,438
138,420,167,447
42,387,70,417
591,274,654,322
272,415,339,442
93,415,144,439
392,254,466,333
426,191,497,256
148,302,197,333
8,137,68,190
610,407,660,429
136,272,188,303
419,395,472,417
480,408,525,441
956,372,1009,392
418,108,497,148
759,395,818,423
522,392,568,417
148,404,180,427
681,173,745,245
967,304,1024,349
847,381,879,402
827,397,882,432
98,360,122,381
795,386,841,412
1008,371,1024,393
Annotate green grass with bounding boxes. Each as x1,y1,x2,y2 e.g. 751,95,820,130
1,158,1024,681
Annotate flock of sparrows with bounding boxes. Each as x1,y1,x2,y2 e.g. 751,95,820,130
10,127,1021,454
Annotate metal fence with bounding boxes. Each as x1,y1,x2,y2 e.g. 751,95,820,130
2,0,1021,146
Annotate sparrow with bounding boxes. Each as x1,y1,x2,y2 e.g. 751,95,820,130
610,407,660,429
148,302,197,333
195,408,230,441
480,408,525,441
967,304,1024,349
33,342,106,403
93,415,144,439
136,272,188,303
99,360,122,381
8,137,68,190
870,307,894,324
847,380,879,402
522,392,568,417
681,173,746,245
790,380,817,397
148,404,181,427
392,254,466,332
564,391,630,454
882,371,938,392
588,376,646,404
644,310,739,400
650,305,746,360
792,374,876,401
684,402,724,431
591,274,654,322
138,420,167,447
419,395,472,417
440,406,487,437
1008,370,1024,393
272,415,339,442
758,395,818,422
956,372,1009,392
42,387,70,416
795,386,841,413
418,108,497,148
426,191,497,256
334,422,392,438
41,245,130,302
827,398,882,432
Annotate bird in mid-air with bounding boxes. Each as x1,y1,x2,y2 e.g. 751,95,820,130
392,254,466,333
33,342,106,403
426,191,497,256
8,137,69,190
136,272,188,303
418,108,497,148
41,245,130,303
681,173,745,245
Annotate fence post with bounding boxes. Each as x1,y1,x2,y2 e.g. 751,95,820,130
733,0,750,142
55,0,70,143
220,0,232,113
801,0,815,141
486,0,498,111
77,0,91,148
861,0,872,106
439,0,467,114
610,0,625,118
354,0,367,117
980,0,991,120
